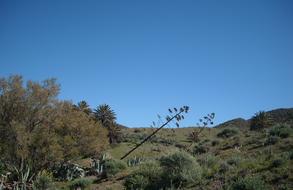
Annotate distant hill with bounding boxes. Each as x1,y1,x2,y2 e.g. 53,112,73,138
266,108,293,124
215,118,249,129
215,108,293,129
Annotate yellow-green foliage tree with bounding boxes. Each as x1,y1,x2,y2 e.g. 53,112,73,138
0,75,107,177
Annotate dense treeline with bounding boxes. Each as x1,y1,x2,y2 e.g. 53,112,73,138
0,75,109,185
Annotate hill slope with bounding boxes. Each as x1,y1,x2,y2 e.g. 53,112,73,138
60,108,293,190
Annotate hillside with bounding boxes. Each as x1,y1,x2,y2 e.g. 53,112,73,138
55,108,293,190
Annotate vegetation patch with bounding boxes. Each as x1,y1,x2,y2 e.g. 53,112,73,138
103,159,127,178
269,124,292,138
69,178,93,190
217,128,239,138
226,176,267,190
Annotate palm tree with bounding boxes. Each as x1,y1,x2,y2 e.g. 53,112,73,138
94,104,116,128
94,104,119,144
77,100,92,115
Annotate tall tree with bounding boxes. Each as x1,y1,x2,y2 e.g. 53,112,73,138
250,111,271,130
94,104,116,128
0,75,108,183
94,104,120,144
76,100,92,115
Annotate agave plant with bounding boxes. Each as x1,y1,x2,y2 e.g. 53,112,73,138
12,161,33,190
52,163,85,181
90,153,112,175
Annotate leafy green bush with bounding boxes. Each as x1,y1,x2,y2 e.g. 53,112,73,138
269,124,292,138
69,178,92,190
103,159,127,178
198,154,220,178
217,128,238,138
159,152,202,188
124,161,162,190
32,170,55,190
198,154,217,168
125,174,149,190
227,176,267,190
125,152,202,189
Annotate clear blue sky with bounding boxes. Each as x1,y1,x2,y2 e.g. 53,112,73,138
1,0,293,127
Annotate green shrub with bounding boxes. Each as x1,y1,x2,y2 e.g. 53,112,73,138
227,156,243,166
217,128,238,138
198,154,220,178
227,176,267,190
126,152,202,189
32,170,55,190
269,124,292,138
265,136,279,145
150,136,176,145
270,159,284,168
198,154,217,168
125,174,149,190
219,161,231,174
69,178,92,190
212,140,220,146
199,139,210,145
124,161,162,190
159,151,202,188
193,145,209,155
103,159,127,178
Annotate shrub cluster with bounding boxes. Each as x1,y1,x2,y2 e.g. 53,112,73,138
226,176,267,190
124,161,162,190
69,178,93,190
32,171,55,190
269,124,292,138
193,145,209,155
198,154,221,178
124,152,202,190
103,159,127,178
217,128,238,138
